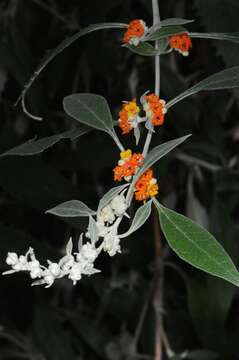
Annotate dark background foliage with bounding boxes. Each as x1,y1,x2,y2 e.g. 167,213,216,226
0,0,239,359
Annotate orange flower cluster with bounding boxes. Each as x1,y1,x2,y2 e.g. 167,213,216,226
169,33,192,56
135,169,159,202
119,99,140,134
123,19,148,46
113,149,144,182
143,93,167,126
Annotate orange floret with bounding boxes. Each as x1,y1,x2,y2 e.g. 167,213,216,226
123,19,148,46
169,32,192,56
143,93,167,126
135,169,159,201
119,99,140,135
113,150,144,182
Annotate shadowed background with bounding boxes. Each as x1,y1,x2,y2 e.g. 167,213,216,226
0,0,239,359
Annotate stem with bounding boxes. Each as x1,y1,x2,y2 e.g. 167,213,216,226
113,133,125,152
142,0,161,159
142,129,153,158
152,0,160,95
151,4,163,360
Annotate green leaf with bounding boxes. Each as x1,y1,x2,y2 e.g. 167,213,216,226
98,184,129,213
159,18,194,26
46,200,96,217
166,66,239,109
190,31,239,43
132,134,191,186
123,39,168,56
120,200,152,238
16,22,127,120
147,25,187,41
0,127,90,157
153,199,239,287
63,93,116,138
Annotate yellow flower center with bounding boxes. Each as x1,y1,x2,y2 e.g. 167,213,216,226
124,100,140,119
120,149,132,160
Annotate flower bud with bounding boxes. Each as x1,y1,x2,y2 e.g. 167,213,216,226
100,205,115,224
104,233,121,257
6,252,18,266
30,267,43,279
111,195,127,217
81,243,97,263
44,274,55,287
48,263,61,277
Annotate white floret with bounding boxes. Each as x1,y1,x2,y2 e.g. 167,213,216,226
68,263,82,284
80,243,98,263
100,205,115,224
48,262,61,277
6,252,18,266
110,195,127,217
103,233,121,257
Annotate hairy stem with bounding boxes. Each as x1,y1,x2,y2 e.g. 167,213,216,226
113,134,125,152
151,2,163,360
142,129,153,158
152,0,160,95
143,0,161,158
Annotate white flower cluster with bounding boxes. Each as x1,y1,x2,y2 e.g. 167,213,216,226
3,192,129,287
3,238,100,287
96,193,128,256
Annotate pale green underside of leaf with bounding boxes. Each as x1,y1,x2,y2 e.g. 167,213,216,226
123,39,168,56
154,199,239,287
147,25,187,41
16,22,127,119
88,216,98,244
159,18,194,26
0,127,90,157
63,93,115,136
132,134,191,188
98,184,129,214
46,200,96,217
166,66,239,109
190,31,239,43
120,200,152,238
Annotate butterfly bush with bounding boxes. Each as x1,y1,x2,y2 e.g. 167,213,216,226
3,3,239,289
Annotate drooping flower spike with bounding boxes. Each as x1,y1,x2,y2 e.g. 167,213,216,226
3,239,100,287
118,99,140,135
142,93,167,127
135,169,159,201
169,32,192,56
123,19,148,46
113,149,144,182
